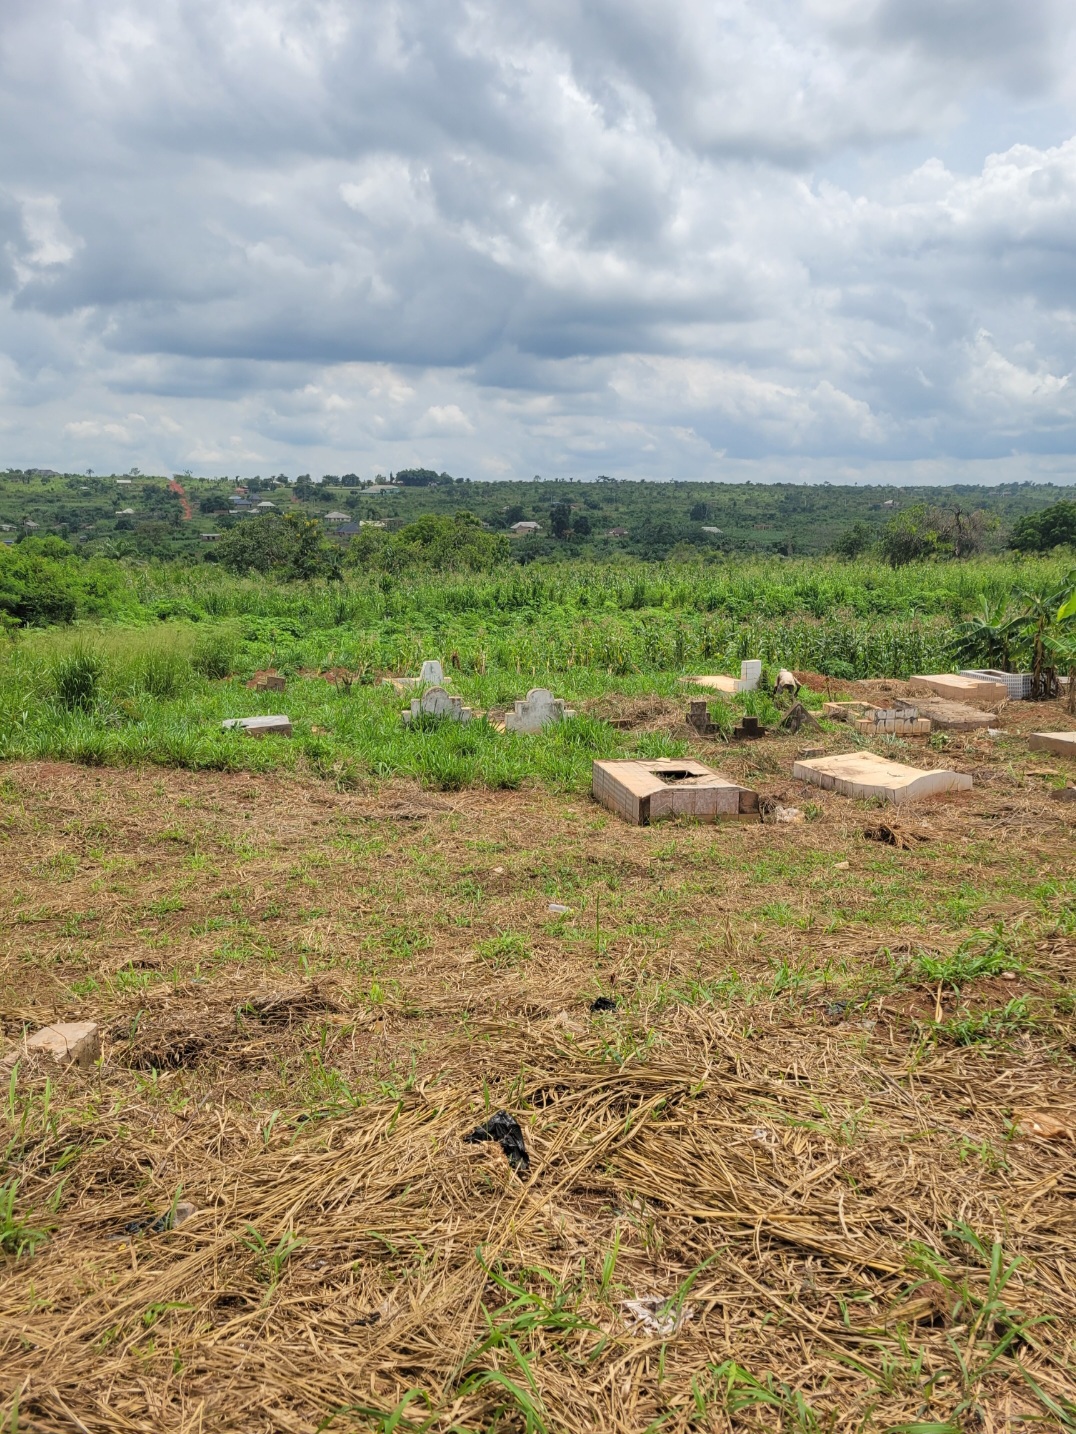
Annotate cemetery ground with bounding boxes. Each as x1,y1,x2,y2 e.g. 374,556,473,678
2,693,1076,1433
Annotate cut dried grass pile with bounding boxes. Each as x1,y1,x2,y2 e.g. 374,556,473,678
2,751,1076,1432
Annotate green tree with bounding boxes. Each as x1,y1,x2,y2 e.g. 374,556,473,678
689,501,709,521
216,513,340,580
834,521,873,558
550,502,572,539
1009,501,1076,553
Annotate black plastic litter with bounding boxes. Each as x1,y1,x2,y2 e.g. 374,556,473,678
590,996,618,1013
463,1109,529,1174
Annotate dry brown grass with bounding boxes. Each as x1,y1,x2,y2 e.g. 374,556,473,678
2,702,1076,1432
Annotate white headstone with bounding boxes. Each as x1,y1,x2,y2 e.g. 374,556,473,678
419,659,444,685
402,685,473,725
221,715,293,737
738,660,762,692
505,687,576,733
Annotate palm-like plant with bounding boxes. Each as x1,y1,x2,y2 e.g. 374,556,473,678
952,596,1019,671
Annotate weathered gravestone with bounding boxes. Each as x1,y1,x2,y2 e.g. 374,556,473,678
221,715,293,737
402,685,473,726
504,688,576,733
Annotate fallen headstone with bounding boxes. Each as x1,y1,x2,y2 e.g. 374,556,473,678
221,715,293,737
780,701,820,735
593,759,758,825
683,660,761,694
401,685,473,726
1029,732,1076,759
504,687,575,732
823,700,881,723
793,751,972,805
3,1020,100,1070
909,674,1008,707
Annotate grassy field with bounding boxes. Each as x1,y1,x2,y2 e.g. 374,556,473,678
2,690,1076,1430
1,554,1073,789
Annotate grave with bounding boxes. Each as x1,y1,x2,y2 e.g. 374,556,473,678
2,1021,100,1070
402,685,473,726
221,715,293,737
592,759,758,825
823,700,881,723
731,715,766,741
909,673,1008,706
686,699,720,736
792,751,972,805
854,707,931,736
683,659,762,694
959,669,1032,701
247,672,286,693
504,688,576,733
1028,732,1076,759
389,659,446,692
897,697,995,732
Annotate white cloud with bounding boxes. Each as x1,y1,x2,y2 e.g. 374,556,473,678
0,0,1075,478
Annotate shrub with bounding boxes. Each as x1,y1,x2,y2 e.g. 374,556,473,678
52,645,102,710
191,632,236,680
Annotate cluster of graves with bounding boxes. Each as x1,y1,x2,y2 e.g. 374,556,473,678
220,657,1076,825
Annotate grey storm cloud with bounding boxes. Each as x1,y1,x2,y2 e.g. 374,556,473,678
1,0,1075,479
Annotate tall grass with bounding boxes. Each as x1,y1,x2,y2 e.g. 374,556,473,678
0,553,1061,789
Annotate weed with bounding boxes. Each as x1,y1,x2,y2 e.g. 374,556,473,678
51,644,102,711
0,1180,52,1258
475,930,531,968
241,1225,305,1297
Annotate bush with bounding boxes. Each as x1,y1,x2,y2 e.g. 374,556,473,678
191,632,236,680
52,645,102,710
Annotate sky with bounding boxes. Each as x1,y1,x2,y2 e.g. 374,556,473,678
2,0,1076,484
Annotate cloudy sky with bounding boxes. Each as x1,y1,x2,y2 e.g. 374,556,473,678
2,0,1076,483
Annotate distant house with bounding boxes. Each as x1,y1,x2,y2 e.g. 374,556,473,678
333,522,361,536
0,524,13,532
255,500,276,510
510,521,541,535
23,520,39,530
359,519,386,529
116,478,132,485
606,526,629,538
883,500,895,508
364,484,400,496
323,511,350,522
701,525,723,534
200,532,221,542
115,507,135,516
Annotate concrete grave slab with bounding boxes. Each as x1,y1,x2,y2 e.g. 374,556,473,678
593,759,758,825
909,674,1008,707
1028,732,1076,759
683,660,761,694
898,697,995,732
402,685,473,725
792,751,972,805
823,700,881,722
247,673,286,693
504,688,576,733
221,715,293,737
3,1021,100,1070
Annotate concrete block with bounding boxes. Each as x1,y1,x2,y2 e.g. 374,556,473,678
504,687,576,733
221,715,293,737
793,751,972,805
686,699,720,736
900,698,995,732
909,674,1008,707
683,660,761,694
1029,732,1076,759
11,1021,100,1069
247,673,286,693
592,759,758,826
402,685,473,726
